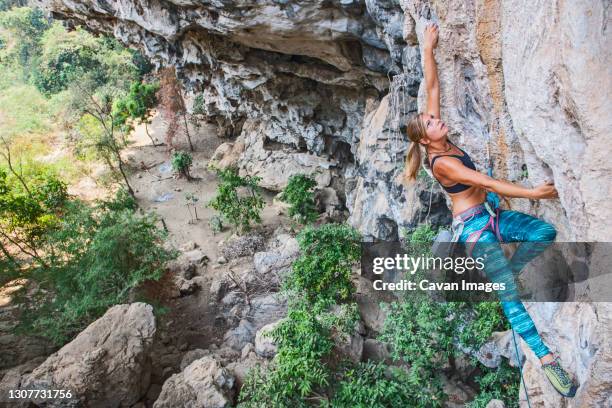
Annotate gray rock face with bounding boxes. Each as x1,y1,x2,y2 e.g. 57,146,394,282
254,319,283,358
252,234,300,283
153,356,235,408
346,93,451,240
21,303,156,408
519,302,612,408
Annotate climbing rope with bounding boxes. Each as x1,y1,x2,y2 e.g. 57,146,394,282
389,73,425,226
512,328,533,408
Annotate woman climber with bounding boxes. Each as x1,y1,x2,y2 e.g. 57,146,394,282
403,22,578,398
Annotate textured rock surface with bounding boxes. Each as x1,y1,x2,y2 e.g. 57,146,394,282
21,303,156,407
346,93,451,239
253,234,300,275
518,302,612,408
254,319,282,358
153,355,235,408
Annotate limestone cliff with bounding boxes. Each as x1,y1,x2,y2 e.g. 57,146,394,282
34,0,611,406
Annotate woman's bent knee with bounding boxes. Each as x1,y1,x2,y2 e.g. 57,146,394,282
528,220,557,242
539,222,557,242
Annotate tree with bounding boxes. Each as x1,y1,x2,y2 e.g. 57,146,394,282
158,66,194,151
113,81,160,146
13,188,177,345
207,166,264,234
171,151,193,180
0,138,68,268
27,23,139,96
70,76,135,196
0,7,49,81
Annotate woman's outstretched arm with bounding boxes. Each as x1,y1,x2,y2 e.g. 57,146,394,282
423,23,440,119
433,157,559,199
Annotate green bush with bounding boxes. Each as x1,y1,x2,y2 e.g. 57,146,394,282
14,189,176,344
238,300,335,408
171,151,193,179
326,361,441,408
0,168,68,262
207,166,264,234
465,359,519,408
286,223,361,303
239,224,362,407
241,223,360,405
278,174,318,224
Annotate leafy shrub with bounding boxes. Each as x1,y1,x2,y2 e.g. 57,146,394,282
15,189,176,344
458,301,508,349
98,186,136,212
0,168,67,263
380,221,516,407
465,359,519,408
286,223,361,303
326,361,441,408
171,151,193,179
378,299,454,403
238,300,334,408
278,174,318,224
209,214,223,234
192,94,205,115
207,166,264,234
239,224,361,407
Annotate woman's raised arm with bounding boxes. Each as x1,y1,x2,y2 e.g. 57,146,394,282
423,23,440,119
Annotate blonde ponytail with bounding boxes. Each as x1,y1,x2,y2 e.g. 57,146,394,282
402,112,429,183
403,142,423,183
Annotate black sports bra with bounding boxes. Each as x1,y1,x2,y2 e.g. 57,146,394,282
428,140,477,194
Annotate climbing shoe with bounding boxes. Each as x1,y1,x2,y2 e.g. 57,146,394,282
542,355,578,397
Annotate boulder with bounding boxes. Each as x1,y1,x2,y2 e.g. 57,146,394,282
252,235,300,280
485,399,505,408
0,357,46,408
21,303,156,408
222,319,256,352
362,339,392,364
153,356,235,408
225,352,268,390
180,349,210,371
254,320,283,358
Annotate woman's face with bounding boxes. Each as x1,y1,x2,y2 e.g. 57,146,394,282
420,113,448,143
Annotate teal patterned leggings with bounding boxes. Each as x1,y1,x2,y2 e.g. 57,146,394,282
457,208,557,359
